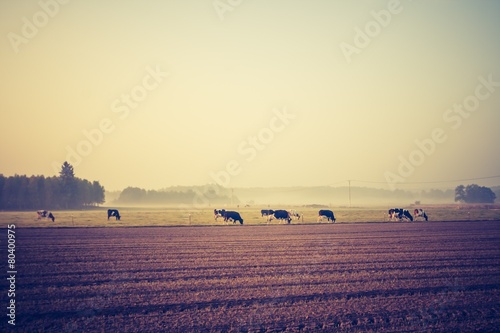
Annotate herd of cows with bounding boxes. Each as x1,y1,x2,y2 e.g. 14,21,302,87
389,208,429,221
35,208,429,224
213,208,428,224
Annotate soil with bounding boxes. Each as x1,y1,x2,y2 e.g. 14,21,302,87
7,221,500,332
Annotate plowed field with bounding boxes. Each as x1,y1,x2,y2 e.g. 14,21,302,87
7,221,500,332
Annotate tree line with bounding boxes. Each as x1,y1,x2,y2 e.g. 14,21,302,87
0,162,105,210
115,185,237,205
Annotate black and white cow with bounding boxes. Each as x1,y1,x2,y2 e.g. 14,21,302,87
388,208,413,222
37,210,55,222
261,209,274,218
413,209,428,221
289,210,301,220
223,211,243,224
107,209,121,221
214,209,226,221
269,210,292,224
318,210,336,223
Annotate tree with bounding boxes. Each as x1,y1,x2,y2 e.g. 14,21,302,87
455,185,466,202
0,175,4,208
455,184,496,204
43,176,61,209
59,161,75,180
28,175,44,209
117,187,147,203
59,161,78,208
92,181,105,206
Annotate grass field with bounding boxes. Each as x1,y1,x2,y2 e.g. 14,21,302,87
8,221,500,332
2,205,500,227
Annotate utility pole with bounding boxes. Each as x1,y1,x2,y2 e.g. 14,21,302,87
348,180,351,208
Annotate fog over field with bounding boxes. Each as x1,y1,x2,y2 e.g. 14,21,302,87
1,1,500,194
106,185,452,207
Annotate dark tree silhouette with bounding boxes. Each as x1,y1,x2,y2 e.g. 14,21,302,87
455,184,496,204
59,162,78,208
455,185,466,202
59,161,75,180
115,185,236,205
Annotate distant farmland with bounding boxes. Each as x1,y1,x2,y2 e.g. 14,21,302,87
10,221,500,332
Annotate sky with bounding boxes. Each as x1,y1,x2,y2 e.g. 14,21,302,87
1,0,499,191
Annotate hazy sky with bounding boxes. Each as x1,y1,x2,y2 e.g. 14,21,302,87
1,0,499,191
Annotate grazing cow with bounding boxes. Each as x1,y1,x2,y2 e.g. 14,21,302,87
269,210,292,224
318,210,336,223
107,209,121,221
388,208,413,222
223,211,243,224
261,209,275,217
388,209,397,220
289,210,301,220
413,208,428,221
37,210,55,222
214,209,226,221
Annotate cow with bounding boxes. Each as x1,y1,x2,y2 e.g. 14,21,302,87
261,209,274,218
37,210,55,222
413,208,428,221
289,210,301,220
107,209,121,221
223,211,243,224
269,210,292,224
388,208,397,220
214,209,226,221
388,208,413,222
318,209,336,223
